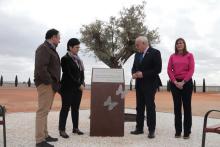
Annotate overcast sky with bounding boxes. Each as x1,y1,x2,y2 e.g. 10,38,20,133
0,0,220,85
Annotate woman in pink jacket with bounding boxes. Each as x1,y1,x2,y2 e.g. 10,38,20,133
167,38,195,139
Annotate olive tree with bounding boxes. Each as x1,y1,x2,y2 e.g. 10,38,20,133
80,1,159,68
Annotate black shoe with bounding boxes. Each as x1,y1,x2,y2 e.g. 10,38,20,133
45,135,58,142
175,132,181,138
148,131,155,139
183,133,190,139
130,129,144,135
59,131,69,138
36,141,54,147
72,128,84,135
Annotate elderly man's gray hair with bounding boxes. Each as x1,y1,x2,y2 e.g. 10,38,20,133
135,36,149,44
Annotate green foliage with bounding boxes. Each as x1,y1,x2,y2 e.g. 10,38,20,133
80,1,160,68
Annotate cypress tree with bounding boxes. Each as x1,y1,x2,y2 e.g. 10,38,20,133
167,80,171,92
28,78,31,87
15,75,18,87
203,78,206,93
193,80,196,93
0,75,3,86
130,78,132,91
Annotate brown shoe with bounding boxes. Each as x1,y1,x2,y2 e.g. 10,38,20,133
59,131,69,138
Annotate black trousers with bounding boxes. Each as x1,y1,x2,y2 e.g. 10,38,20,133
170,79,193,134
59,89,82,131
135,85,157,132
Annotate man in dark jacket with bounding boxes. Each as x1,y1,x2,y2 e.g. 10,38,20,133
34,29,61,147
130,36,162,139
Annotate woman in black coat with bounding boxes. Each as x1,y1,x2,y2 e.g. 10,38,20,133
58,38,85,138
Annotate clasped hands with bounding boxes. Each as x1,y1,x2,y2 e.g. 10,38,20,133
174,80,185,89
132,71,143,79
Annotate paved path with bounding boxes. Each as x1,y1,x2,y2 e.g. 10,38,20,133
0,109,219,147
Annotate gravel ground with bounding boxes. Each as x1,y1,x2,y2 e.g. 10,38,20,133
0,109,219,147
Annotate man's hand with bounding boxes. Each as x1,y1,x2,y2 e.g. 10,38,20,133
136,71,143,78
132,73,137,79
79,84,84,91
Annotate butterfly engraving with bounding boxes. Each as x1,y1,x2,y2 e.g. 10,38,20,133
117,58,125,67
104,96,118,111
116,84,127,99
